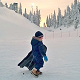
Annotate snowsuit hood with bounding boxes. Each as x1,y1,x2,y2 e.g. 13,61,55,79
31,36,42,46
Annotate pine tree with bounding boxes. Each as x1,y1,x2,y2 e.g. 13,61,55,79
53,10,56,28
35,6,41,26
57,8,62,27
28,11,32,21
67,6,70,15
77,2,80,14
70,3,74,23
70,3,74,18
50,13,53,26
48,15,51,27
9,3,13,10
64,10,67,17
19,3,22,15
73,2,79,29
38,10,41,26
33,11,36,24
56,15,59,28
74,16,79,29
46,16,49,27
5,3,8,8
66,6,71,26
74,0,77,8
0,0,4,7
23,8,28,18
63,10,67,27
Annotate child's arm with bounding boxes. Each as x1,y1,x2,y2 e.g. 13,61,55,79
38,42,46,57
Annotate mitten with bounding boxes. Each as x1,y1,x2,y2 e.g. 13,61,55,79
44,56,48,62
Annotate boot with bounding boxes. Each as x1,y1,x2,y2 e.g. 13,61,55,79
31,68,38,76
31,68,42,75
36,70,42,75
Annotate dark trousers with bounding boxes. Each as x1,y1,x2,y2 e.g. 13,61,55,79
33,58,44,71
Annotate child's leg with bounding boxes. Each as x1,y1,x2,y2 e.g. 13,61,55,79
31,59,44,75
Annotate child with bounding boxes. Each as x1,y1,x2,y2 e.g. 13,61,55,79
31,31,48,76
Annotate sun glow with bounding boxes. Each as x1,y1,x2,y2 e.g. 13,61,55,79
40,19,47,27
31,3,34,8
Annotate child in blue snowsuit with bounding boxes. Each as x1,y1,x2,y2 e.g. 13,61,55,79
31,31,48,76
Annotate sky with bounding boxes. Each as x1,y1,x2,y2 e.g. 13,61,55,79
1,0,77,26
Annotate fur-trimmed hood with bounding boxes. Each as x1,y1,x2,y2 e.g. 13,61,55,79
31,36,42,46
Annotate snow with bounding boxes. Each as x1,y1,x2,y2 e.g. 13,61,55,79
0,7,80,80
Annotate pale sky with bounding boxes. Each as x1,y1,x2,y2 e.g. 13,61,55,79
2,0,77,26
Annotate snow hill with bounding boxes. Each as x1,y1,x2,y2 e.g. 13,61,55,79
0,7,80,80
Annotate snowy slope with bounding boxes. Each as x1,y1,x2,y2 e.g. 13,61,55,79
0,7,47,40
0,7,80,80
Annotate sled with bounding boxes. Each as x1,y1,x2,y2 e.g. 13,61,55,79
18,45,47,70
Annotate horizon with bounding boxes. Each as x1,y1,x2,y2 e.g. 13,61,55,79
1,0,78,26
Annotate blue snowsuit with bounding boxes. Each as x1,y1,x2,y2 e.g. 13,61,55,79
31,37,46,71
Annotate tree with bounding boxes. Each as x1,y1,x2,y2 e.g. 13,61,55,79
9,3,13,10
57,8,62,27
0,0,4,7
50,13,53,26
5,3,8,8
35,6,41,26
63,10,67,27
23,8,28,18
28,11,32,21
74,0,77,8
33,11,36,24
74,17,79,29
38,10,41,26
53,10,56,28
46,16,49,27
56,15,59,28
48,15,51,27
70,3,74,22
67,6,70,15
77,2,80,14
66,6,72,27
19,3,22,15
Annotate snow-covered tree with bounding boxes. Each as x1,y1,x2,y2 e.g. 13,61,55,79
74,16,79,29
50,13,53,26
33,11,36,24
70,3,74,21
77,2,80,14
67,6,70,15
23,8,28,18
56,15,59,28
57,8,62,27
5,3,8,8
46,16,49,27
64,10,67,17
38,10,41,26
48,15,51,27
9,3,13,10
28,11,32,21
74,0,77,8
62,10,67,27
12,3,18,13
53,10,56,28
35,6,41,26
19,3,22,15
66,6,72,27
77,2,80,24
0,0,4,7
